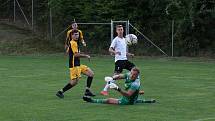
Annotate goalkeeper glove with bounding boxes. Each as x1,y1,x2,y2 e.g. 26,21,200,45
104,76,113,82
108,82,121,92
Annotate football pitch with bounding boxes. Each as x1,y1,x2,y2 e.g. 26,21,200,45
0,55,214,121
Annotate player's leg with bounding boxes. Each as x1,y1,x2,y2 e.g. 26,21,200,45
83,96,119,104
56,78,79,98
81,65,95,96
125,60,135,71
100,61,123,96
135,99,156,103
106,98,120,104
56,67,80,98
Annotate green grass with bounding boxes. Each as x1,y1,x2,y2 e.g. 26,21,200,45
0,55,214,121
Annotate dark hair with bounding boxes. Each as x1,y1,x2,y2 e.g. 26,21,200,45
116,25,123,29
71,29,79,35
71,21,77,25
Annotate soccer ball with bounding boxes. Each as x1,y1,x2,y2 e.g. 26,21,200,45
125,34,138,45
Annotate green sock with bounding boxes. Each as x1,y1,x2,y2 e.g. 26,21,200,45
136,99,146,103
92,99,107,104
136,99,155,103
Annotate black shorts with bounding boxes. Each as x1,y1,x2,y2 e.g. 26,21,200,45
114,60,135,73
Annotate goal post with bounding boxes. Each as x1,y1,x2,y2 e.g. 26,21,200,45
54,20,168,56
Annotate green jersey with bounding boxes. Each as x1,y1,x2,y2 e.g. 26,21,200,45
119,72,140,105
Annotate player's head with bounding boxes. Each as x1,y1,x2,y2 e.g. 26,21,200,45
71,21,78,30
71,30,79,41
130,67,140,80
116,25,124,37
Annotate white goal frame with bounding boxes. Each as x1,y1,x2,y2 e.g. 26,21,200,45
54,20,168,56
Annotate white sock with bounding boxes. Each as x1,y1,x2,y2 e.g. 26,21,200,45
103,80,115,91
103,83,109,91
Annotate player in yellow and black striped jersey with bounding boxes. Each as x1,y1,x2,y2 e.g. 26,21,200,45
56,29,95,98
65,22,86,53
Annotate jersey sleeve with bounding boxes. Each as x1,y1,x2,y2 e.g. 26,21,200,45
110,39,116,49
66,30,71,39
78,30,84,41
70,41,78,53
122,73,128,79
130,82,140,91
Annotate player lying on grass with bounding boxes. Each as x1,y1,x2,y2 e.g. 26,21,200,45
83,67,155,105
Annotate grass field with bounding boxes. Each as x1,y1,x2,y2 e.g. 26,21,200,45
0,55,214,121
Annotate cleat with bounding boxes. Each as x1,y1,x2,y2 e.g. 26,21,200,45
145,99,156,103
151,99,156,103
100,91,108,96
83,96,92,102
56,91,64,99
85,90,96,97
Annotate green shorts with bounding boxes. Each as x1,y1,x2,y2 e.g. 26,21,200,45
118,97,135,105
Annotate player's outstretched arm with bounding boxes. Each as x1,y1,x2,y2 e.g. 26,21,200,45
119,89,135,97
109,83,135,97
126,52,134,57
112,74,125,80
74,52,90,59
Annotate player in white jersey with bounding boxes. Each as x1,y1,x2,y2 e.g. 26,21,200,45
100,25,136,96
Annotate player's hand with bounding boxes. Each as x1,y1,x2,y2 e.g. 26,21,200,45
127,53,134,57
139,90,145,95
86,55,90,59
130,53,134,57
108,82,119,90
86,55,90,62
82,41,87,47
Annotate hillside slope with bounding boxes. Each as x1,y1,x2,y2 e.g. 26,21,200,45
0,22,61,55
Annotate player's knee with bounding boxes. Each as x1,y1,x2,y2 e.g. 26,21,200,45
70,79,78,85
106,99,111,103
88,71,94,77
91,71,94,77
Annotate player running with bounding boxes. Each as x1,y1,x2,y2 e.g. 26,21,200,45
84,67,155,105
56,29,95,98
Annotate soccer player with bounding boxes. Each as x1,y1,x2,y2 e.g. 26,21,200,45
83,67,155,105
100,25,136,96
65,21,86,53
56,29,95,98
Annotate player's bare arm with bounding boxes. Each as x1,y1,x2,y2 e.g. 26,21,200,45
126,52,134,57
112,74,125,80
118,89,135,97
109,82,135,97
74,52,90,59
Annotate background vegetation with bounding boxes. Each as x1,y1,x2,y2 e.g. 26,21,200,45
0,0,214,56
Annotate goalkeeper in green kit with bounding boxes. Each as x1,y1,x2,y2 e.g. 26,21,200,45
83,67,156,105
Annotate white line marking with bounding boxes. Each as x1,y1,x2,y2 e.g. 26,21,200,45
0,68,8,71
169,76,215,80
192,117,215,121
